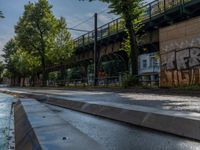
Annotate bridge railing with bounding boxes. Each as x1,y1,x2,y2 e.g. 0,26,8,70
74,18,125,48
74,0,192,49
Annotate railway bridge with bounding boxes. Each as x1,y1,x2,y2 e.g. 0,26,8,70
47,0,200,87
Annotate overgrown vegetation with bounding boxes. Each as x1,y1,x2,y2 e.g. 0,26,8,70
121,72,139,88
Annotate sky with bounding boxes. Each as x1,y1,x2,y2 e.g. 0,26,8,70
0,0,151,58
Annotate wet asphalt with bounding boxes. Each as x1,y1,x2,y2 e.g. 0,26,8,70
46,104,200,150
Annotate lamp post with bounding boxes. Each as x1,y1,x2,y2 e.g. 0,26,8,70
94,13,98,86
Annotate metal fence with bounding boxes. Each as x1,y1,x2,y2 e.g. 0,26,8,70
46,76,121,87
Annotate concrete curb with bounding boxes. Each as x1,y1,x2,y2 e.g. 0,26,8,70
2,89,200,141
14,98,103,150
14,100,42,150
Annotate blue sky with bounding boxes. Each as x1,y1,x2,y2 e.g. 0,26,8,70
0,0,151,57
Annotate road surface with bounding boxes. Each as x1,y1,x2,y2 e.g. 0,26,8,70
0,91,200,150
4,88,200,113
45,103,200,150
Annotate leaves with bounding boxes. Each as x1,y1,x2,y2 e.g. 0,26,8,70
47,17,74,64
11,50,40,75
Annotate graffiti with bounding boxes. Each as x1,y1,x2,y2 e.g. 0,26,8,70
161,47,200,71
160,16,200,87
161,37,200,52
161,47,200,87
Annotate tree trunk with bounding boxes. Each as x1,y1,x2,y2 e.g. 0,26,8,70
31,74,35,87
84,64,88,84
17,77,21,87
41,55,47,86
22,76,25,87
60,62,65,86
125,19,139,76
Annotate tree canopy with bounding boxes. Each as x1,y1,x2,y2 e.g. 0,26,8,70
15,0,58,85
2,0,74,86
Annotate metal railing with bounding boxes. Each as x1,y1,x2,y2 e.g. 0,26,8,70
74,0,192,48
46,76,121,87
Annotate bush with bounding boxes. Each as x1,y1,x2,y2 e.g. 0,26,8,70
121,73,139,88
179,84,200,90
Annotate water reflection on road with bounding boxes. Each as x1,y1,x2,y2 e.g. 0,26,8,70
0,93,14,150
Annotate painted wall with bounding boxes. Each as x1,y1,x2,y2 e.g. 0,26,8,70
138,52,160,75
160,16,200,87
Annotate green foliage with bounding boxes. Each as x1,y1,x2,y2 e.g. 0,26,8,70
2,37,40,80
15,0,58,83
178,84,200,91
2,38,19,78
47,17,73,65
121,72,139,88
11,50,40,76
2,0,74,86
2,69,11,78
48,72,58,80
2,38,18,64
15,0,57,55
0,61,5,79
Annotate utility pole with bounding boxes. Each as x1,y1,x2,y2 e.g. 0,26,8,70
94,13,98,86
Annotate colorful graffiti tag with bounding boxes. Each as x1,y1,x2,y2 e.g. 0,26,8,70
161,47,200,86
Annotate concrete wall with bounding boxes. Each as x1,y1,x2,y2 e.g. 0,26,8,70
160,16,200,87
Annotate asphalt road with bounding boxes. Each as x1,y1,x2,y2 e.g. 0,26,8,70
6,88,200,113
46,104,200,150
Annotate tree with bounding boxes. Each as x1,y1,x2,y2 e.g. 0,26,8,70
11,50,40,86
0,61,5,82
2,38,40,86
2,38,19,85
81,0,144,76
47,17,73,83
15,0,58,86
2,39,18,64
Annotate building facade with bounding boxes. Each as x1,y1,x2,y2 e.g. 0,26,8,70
160,16,200,87
138,52,160,86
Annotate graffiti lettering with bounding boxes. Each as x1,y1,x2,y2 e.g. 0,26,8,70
189,48,200,67
161,38,200,52
161,47,200,71
176,49,189,70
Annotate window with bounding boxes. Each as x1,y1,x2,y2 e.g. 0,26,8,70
150,57,158,68
142,60,147,69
